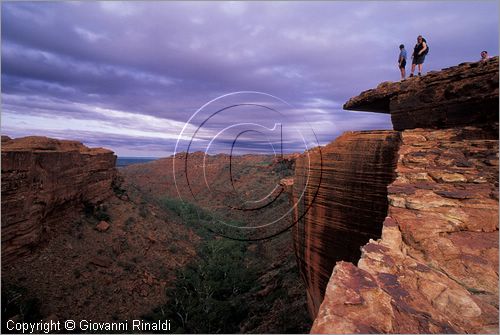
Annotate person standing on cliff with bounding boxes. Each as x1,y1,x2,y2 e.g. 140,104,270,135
398,44,407,80
410,35,428,77
480,50,489,62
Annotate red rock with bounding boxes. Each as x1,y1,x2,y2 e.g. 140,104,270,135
300,59,498,333
290,130,400,318
90,255,113,268
309,127,498,333
344,57,499,131
1,136,116,264
95,221,110,232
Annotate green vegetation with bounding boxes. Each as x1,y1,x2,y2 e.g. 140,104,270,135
95,205,111,222
147,239,257,333
159,196,252,239
159,197,213,237
138,205,148,218
160,197,212,222
111,177,127,197
124,217,135,231
141,195,310,333
273,158,295,177
83,202,111,222
142,197,259,333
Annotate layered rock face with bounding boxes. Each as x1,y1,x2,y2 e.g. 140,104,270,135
292,131,400,317
1,136,116,264
344,57,499,131
291,58,498,333
311,127,498,333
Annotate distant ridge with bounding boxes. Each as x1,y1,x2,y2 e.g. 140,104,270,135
116,157,158,167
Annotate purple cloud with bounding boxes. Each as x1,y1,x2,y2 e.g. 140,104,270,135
2,1,498,156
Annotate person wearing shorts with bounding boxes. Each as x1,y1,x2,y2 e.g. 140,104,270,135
398,44,407,80
410,35,427,77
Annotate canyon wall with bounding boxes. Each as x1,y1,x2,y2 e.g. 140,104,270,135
290,57,499,332
1,136,116,264
291,131,400,317
311,127,498,333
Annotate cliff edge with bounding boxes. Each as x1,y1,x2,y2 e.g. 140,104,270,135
1,136,117,264
290,58,499,333
344,57,498,131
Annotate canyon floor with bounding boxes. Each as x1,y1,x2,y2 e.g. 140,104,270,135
2,151,311,333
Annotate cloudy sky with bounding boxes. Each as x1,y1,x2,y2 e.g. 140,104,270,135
2,1,498,157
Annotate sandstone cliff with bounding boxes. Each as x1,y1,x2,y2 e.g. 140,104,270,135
290,57,499,333
344,57,499,131
292,131,400,317
311,127,498,333
1,136,117,264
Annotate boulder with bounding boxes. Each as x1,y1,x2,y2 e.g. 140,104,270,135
95,221,110,232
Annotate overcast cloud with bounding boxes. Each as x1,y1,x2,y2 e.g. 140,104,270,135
2,1,498,156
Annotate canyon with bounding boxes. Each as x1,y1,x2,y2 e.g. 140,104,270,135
1,57,498,334
1,136,198,325
1,139,309,332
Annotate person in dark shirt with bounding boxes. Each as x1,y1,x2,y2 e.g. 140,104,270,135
481,50,489,62
410,35,428,77
398,44,407,80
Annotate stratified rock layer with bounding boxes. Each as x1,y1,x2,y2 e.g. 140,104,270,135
311,127,499,333
1,136,116,264
344,57,499,130
297,58,499,333
291,131,400,318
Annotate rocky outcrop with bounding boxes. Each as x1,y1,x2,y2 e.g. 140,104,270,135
344,57,499,130
291,131,400,318
291,58,499,333
311,127,498,333
1,136,116,264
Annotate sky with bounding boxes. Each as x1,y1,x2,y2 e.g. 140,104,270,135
1,1,498,157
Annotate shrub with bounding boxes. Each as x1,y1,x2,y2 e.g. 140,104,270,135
118,261,136,273
151,238,257,333
273,158,295,177
95,209,110,222
139,206,148,218
83,202,94,218
124,217,135,230
83,202,111,222
159,197,213,237
112,177,127,197
168,244,179,254
144,197,263,332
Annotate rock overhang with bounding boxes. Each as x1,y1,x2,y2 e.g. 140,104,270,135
344,57,499,131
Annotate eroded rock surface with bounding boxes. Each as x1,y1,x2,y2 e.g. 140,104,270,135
344,57,499,130
1,136,116,264
291,131,400,318
311,127,499,333
298,57,499,333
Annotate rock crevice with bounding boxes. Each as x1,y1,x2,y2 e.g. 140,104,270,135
291,130,401,318
311,127,498,333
